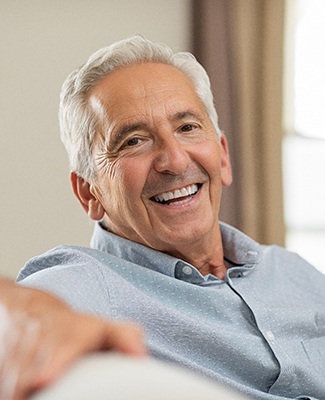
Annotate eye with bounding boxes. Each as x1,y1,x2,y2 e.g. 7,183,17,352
125,137,142,147
180,124,197,133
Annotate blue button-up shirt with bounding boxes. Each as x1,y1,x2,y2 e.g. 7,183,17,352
17,222,325,400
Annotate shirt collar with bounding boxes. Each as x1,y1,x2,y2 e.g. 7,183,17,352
220,222,262,266
90,222,178,278
90,222,262,284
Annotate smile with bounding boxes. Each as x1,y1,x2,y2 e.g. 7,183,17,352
151,183,201,205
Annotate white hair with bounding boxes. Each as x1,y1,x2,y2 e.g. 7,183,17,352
59,35,221,181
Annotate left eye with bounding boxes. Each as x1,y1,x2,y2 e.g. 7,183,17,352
180,124,196,132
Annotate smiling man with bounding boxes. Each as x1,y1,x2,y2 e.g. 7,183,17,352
17,36,325,400
73,61,232,279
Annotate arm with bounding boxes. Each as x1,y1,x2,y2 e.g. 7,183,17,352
0,278,146,400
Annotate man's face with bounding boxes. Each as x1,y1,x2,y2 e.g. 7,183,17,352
83,62,232,255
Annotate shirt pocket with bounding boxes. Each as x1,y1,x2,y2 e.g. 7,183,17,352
301,336,325,375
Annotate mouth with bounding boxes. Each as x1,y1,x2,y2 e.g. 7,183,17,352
150,183,202,205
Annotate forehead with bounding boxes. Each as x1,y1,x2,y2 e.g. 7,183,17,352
88,62,205,120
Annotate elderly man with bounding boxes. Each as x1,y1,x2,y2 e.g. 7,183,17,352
17,36,325,400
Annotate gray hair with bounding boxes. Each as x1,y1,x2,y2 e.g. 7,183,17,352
59,35,221,181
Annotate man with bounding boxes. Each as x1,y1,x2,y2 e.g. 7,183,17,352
0,277,145,400
17,36,325,399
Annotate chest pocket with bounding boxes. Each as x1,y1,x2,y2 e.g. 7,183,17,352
301,336,325,375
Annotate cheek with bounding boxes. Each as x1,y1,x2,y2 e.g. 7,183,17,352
194,142,221,179
113,159,149,200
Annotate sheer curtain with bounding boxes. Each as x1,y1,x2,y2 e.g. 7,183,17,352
192,0,285,245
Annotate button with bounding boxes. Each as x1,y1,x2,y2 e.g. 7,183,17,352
265,331,275,341
182,266,193,275
246,250,258,257
245,250,258,262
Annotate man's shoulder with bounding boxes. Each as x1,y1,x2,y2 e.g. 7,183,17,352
17,244,119,282
16,245,131,314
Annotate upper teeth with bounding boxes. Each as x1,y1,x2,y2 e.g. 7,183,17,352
153,184,199,203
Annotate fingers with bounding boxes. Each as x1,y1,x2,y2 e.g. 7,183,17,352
26,315,147,395
100,321,147,356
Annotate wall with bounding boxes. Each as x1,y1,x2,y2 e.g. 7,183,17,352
0,0,191,278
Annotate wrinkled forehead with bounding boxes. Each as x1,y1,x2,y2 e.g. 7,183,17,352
88,62,207,127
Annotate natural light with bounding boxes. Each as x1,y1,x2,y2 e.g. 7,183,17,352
283,0,325,274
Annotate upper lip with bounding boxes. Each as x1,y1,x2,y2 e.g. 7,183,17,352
150,183,200,203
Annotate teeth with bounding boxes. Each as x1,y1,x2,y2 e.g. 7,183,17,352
153,184,199,203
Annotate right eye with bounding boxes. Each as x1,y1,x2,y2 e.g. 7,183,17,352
125,137,142,147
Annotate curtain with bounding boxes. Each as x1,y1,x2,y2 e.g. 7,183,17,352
192,0,285,246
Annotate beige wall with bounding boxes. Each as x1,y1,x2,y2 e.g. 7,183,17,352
0,0,191,278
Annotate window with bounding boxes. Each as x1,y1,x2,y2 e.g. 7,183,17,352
283,0,325,273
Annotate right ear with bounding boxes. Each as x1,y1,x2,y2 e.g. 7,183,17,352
70,172,105,221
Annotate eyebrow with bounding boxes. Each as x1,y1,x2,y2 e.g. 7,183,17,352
171,110,204,124
109,122,146,149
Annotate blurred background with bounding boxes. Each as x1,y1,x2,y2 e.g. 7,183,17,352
1,0,324,278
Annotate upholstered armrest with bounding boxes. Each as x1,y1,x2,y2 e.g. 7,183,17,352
31,353,245,400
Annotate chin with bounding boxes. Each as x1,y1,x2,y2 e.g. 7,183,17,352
160,227,211,247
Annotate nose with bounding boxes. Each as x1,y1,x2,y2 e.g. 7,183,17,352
153,135,190,175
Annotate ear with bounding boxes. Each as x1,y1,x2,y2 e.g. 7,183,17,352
219,134,233,187
70,172,105,221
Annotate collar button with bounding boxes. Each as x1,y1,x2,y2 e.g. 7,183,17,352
182,265,193,275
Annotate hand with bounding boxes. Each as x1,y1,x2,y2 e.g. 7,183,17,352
0,279,146,400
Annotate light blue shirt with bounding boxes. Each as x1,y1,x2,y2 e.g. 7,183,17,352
17,222,325,400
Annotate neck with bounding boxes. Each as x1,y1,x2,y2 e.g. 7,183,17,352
103,219,227,279
166,226,227,280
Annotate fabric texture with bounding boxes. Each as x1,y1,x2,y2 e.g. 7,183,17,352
17,222,325,400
